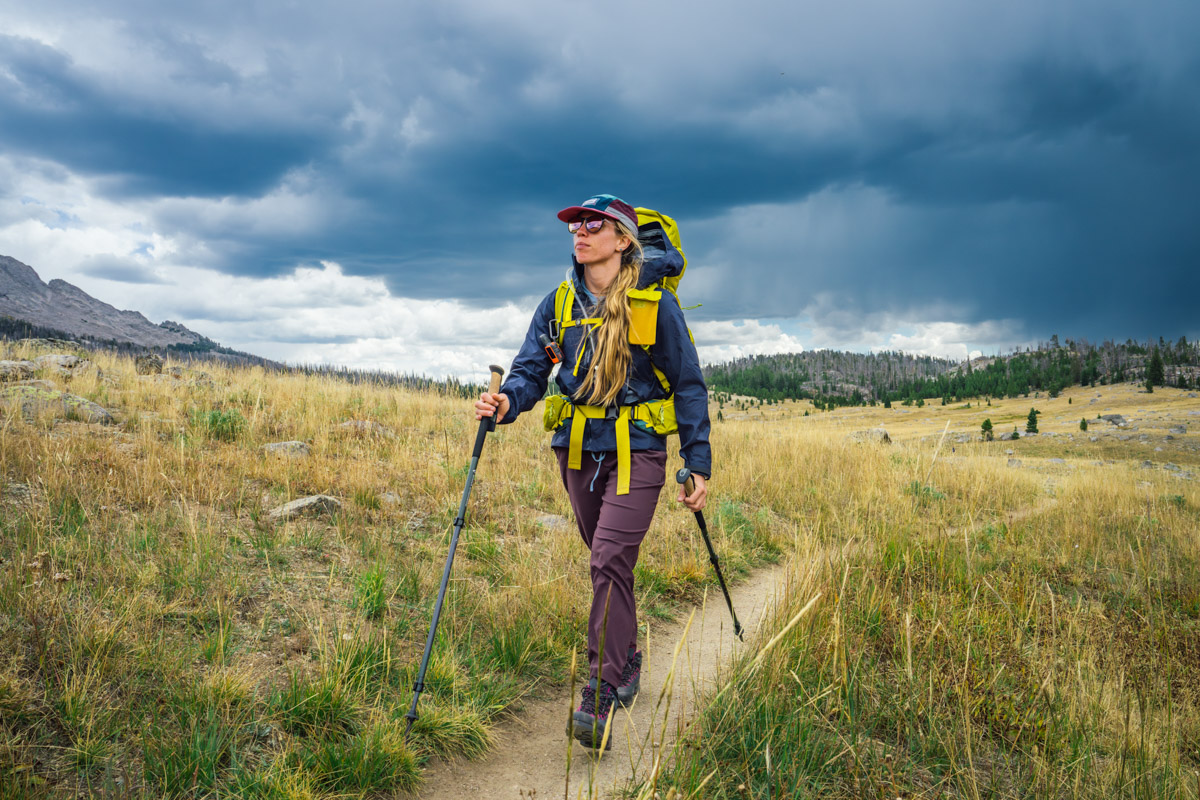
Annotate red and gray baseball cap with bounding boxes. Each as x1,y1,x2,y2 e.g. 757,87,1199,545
556,194,638,234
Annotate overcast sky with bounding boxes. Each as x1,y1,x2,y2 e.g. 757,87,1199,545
1,0,1196,382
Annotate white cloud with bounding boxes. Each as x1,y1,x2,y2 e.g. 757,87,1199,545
692,319,805,364
80,260,533,382
873,319,1028,361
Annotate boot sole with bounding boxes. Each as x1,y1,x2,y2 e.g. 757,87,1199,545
569,715,613,751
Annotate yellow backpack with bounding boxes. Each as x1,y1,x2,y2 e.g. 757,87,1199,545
542,208,692,494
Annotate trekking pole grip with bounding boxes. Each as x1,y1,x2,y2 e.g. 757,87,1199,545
483,365,504,435
676,467,696,496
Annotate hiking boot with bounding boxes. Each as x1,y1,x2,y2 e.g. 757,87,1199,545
570,678,617,751
615,650,642,708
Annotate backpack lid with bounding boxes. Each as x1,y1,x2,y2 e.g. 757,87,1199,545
633,208,686,293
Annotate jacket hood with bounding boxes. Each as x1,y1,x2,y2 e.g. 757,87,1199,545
571,223,685,290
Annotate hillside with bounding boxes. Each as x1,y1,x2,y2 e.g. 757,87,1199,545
706,336,1200,407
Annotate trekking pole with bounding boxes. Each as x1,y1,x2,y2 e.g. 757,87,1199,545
676,467,744,641
404,364,505,741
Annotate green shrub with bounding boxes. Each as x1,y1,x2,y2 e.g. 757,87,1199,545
189,408,246,442
289,721,419,795
353,565,390,620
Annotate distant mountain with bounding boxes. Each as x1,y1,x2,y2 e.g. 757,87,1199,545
0,254,208,349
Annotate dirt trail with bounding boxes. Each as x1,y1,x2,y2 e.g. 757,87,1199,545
418,561,790,800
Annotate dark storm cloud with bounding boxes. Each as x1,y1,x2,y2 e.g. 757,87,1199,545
2,0,1198,345
0,34,338,196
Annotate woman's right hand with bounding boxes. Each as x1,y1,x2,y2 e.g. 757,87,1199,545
474,392,510,423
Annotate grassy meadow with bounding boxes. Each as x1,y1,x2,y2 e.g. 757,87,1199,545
1,339,1198,798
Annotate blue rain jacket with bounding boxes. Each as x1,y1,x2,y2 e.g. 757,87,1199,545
497,227,712,478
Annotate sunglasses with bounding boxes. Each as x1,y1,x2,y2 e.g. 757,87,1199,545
567,217,608,234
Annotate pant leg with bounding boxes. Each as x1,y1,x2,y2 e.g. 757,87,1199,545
555,447,604,550
556,447,666,688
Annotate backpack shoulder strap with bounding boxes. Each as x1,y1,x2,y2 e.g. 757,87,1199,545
553,280,573,344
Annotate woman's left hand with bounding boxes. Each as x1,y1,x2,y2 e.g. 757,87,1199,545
677,473,707,512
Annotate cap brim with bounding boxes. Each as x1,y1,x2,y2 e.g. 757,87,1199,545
557,206,624,223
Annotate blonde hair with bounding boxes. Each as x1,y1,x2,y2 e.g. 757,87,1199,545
579,220,645,406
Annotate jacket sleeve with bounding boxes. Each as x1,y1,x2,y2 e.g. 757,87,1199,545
496,291,557,425
650,292,712,478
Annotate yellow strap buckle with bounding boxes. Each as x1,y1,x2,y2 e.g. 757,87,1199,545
566,403,634,495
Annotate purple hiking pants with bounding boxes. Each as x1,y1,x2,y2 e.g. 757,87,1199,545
555,447,667,689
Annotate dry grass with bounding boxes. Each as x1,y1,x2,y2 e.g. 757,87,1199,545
2,340,1198,798
649,385,1200,799
0,341,785,798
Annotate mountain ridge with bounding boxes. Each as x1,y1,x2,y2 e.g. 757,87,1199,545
0,254,206,349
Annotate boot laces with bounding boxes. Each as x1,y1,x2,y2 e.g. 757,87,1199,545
578,681,615,719
619,650,642,686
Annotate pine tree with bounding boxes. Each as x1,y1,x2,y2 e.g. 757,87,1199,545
1080,418,1088,431
1026,408,1039,433
1147,347,1165,387
981,418,994,441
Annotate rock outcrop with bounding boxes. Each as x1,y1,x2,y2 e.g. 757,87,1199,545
848,427,891,444
0,385,115,424
0,361,36,381
267,495,342,522
261,441,312,458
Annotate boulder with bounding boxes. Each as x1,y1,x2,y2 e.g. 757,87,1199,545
135,354,164,375
1007,459,1022,468
1169,425,1187,435
261,441,311,458
848,427,891,445
1048,458,1066,464
267,494,342,522
1,483,36,505
34,354,90,377
146,366,214,389
337,420,397,440
0,385,115,424
15,380,56,390
0,360,37,381
1098,414,1128,427
534,513,571,532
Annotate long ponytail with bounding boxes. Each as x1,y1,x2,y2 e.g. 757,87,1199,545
579,221,644,407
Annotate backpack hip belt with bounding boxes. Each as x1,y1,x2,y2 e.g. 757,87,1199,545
543,395,678,495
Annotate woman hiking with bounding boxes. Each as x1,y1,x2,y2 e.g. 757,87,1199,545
474,194,711,751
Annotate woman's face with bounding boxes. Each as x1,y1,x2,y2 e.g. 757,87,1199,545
572,214,630,267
